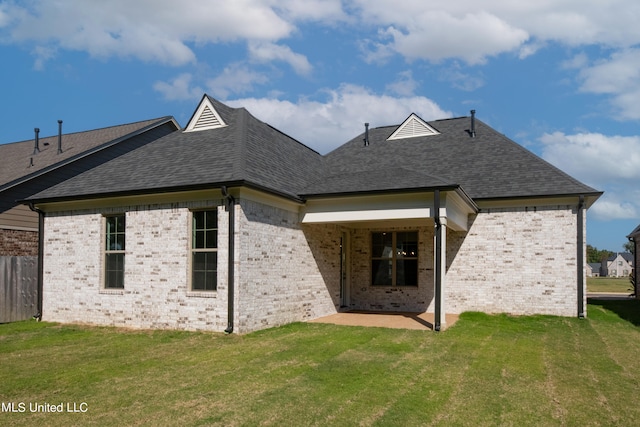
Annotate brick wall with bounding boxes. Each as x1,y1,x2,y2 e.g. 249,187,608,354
41,197,341,333
42,201,229,331
0,229,38,256
446,206,582,317
235,198,341,332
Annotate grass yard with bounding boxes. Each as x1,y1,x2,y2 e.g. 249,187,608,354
2,299,640,426
587,276,634,293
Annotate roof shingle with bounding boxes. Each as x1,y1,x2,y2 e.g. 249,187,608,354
24,98,601,205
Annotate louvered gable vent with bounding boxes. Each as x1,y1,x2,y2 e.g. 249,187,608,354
387,113,439,140
185,97,227,132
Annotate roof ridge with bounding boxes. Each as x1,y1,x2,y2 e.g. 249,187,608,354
1,116,173,146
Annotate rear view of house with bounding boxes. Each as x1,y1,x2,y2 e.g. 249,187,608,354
24,96,602,333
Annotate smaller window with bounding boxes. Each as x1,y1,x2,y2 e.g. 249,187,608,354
104,214,125,289
191,210,218,291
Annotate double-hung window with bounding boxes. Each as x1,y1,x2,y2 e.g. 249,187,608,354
104,214,125,289
191,210,218,291
371,231,418,286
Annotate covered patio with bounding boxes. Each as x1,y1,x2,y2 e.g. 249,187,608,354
309,311,460,331
302,187,476,331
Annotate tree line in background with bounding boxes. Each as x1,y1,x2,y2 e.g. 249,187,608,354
587,242,634,264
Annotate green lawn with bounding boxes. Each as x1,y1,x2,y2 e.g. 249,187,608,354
587,276,634,293
2,300,640,426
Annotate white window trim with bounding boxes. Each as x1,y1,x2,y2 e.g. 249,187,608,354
189,209,219,292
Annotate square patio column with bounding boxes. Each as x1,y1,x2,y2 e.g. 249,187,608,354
434,215,447,331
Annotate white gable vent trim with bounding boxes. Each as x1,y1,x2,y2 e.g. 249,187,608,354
185,97,227,132
387,113,439,140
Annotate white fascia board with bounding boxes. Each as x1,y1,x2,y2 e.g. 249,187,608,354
301,191,474,231
302,208,431,224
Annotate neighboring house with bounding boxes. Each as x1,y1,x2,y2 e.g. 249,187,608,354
627,224,639,296
587,263,601,277
0,117,180,319
1,117,179,255
602,253,633,278
23,96,602,333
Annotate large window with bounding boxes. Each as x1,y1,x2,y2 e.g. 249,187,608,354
371,231,418,286
104,214,125,289
191,210,218,291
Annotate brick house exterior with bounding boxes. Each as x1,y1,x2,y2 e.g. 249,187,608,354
25,96,602,333
0,229,38,256
602,252,634,278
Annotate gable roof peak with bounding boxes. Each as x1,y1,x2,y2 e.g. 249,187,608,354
184,95,228,132
387,113,440,141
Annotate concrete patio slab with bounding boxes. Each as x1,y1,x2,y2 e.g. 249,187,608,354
309,311,459,331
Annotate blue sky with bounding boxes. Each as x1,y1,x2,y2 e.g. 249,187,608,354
1,1,639,252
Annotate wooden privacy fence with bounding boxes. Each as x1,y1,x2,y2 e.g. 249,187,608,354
0,256,37,323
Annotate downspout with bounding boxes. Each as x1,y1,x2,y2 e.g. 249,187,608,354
577,195,585,319
28,203,44,321
221,187,235,334
434,190,442,331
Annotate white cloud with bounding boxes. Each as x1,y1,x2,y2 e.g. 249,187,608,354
372,11,529,65
540,131,640,183
438,63,485,92
248,42,312,75
540,131,640,221
206,64,269,99
577,49,640,120
153,73,203,101
385,70,419,96
272,0,348,22
227,84,452,153
31,45,57,71
561,52,589,70
5,0,640,124
0,5,9,28
354,1,640,64
518,41,545,59
5,0,640,76
590,196,639,221
1,0,294,66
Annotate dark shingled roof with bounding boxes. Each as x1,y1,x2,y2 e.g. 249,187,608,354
1,117,175,192
303,116,600,200
607,252,634,263
26,97,601,204
27,97,324,202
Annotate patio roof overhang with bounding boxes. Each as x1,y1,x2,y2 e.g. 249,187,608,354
300,187,477,231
